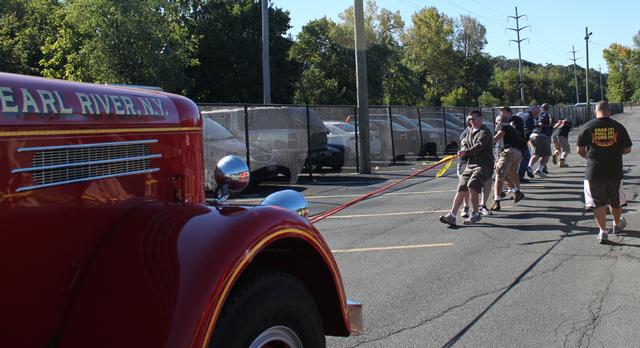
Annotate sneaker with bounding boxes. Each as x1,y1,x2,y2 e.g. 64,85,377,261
479,205,491,216
491,201,501,211
526,166,535,178
598,230,608,244
543,167,549,174
535,170,547,178
513,190,525,204
463,212,482,224
613,216,626,234
559,161,569,168
461,206,470,218
439,213,457,226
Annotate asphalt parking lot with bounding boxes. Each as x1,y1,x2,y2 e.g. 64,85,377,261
230,109,640,347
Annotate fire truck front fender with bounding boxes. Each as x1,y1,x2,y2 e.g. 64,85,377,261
58,202,352,348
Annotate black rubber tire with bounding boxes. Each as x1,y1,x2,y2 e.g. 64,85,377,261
208,270,325,348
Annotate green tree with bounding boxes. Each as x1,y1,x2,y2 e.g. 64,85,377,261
0,0,62,75
40,0,197,94
402,7,457,105
453,15,487,59
289,17,354,104
477,91,499,107
189,0,297,103
441,87,468,106
603,44,636,103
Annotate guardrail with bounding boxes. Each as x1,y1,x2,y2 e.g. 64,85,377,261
197,103,623,186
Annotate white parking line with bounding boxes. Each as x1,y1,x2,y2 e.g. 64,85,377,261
332,242,454,253
324,210,449,219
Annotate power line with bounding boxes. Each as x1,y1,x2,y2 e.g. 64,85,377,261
439,0,506,26
469,0,509,17
507,6,529,104
569,45,581,103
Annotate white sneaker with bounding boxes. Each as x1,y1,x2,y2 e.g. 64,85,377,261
613,217,626,234
464,212,482,224
439,213,457,226
598,230,608,244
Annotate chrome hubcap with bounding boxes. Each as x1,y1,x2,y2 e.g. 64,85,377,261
249,325,303,348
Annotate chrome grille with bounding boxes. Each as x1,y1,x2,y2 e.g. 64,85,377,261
13,140,161,192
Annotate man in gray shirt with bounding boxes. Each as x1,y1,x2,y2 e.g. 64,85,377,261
439,110,494,225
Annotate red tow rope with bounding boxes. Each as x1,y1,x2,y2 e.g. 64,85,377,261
309,155,460,224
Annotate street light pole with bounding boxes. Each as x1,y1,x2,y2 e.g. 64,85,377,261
599,64,604,101
261,0,271,104
354,0,371,173
585,27,592,111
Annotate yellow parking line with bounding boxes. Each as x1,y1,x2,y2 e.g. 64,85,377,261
332,242,454,253
325,210,449,219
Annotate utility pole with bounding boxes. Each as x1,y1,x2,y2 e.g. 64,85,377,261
261,0,271,104
569,46,581,104
585,27,592,112
507,7,529,105
354,0,371,173
599,65,604,100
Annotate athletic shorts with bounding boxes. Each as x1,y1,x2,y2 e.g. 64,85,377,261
552,135,571,154
529,133,551,157
458,166,490,193
584,179,627,209
495,148,522,179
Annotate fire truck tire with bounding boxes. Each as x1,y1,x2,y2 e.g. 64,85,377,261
209,270,325,348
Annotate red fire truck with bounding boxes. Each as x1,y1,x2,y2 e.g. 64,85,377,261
0,72,362,347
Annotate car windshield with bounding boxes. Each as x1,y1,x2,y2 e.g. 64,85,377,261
203,118,234,140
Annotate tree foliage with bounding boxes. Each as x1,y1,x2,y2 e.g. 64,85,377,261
40,0,198,94
0,0,622,106
189,1,298,103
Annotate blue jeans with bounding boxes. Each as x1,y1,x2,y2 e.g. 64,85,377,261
518,147,531,178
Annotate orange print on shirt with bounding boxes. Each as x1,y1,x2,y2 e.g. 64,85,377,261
592,127,618,147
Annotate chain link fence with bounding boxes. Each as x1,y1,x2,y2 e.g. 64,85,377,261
198,103,624,188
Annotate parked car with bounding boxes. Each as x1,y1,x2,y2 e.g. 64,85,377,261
306,143,348,171
323,121,383,159
201,107,329,182
202,118,276,189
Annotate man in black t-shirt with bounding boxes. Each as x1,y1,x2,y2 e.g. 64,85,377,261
491,115,525,211
577,101,633,244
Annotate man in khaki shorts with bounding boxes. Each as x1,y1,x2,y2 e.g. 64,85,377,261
439,110,494,225
491,115,525,211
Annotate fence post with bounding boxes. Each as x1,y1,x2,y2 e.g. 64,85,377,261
417,107,424,158
354,105,360,173
492,107,496,130
441,107,448,155
306,105,313,179
387,105,396,164
243,105,251,172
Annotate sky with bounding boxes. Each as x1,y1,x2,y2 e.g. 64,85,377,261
273,0,640,74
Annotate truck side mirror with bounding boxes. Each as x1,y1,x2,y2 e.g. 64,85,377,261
214,155,250,201
261,189,310,218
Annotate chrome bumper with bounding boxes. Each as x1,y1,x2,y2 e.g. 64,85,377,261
347,299,363,336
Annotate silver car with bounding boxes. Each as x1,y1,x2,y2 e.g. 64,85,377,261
202,118,276,190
